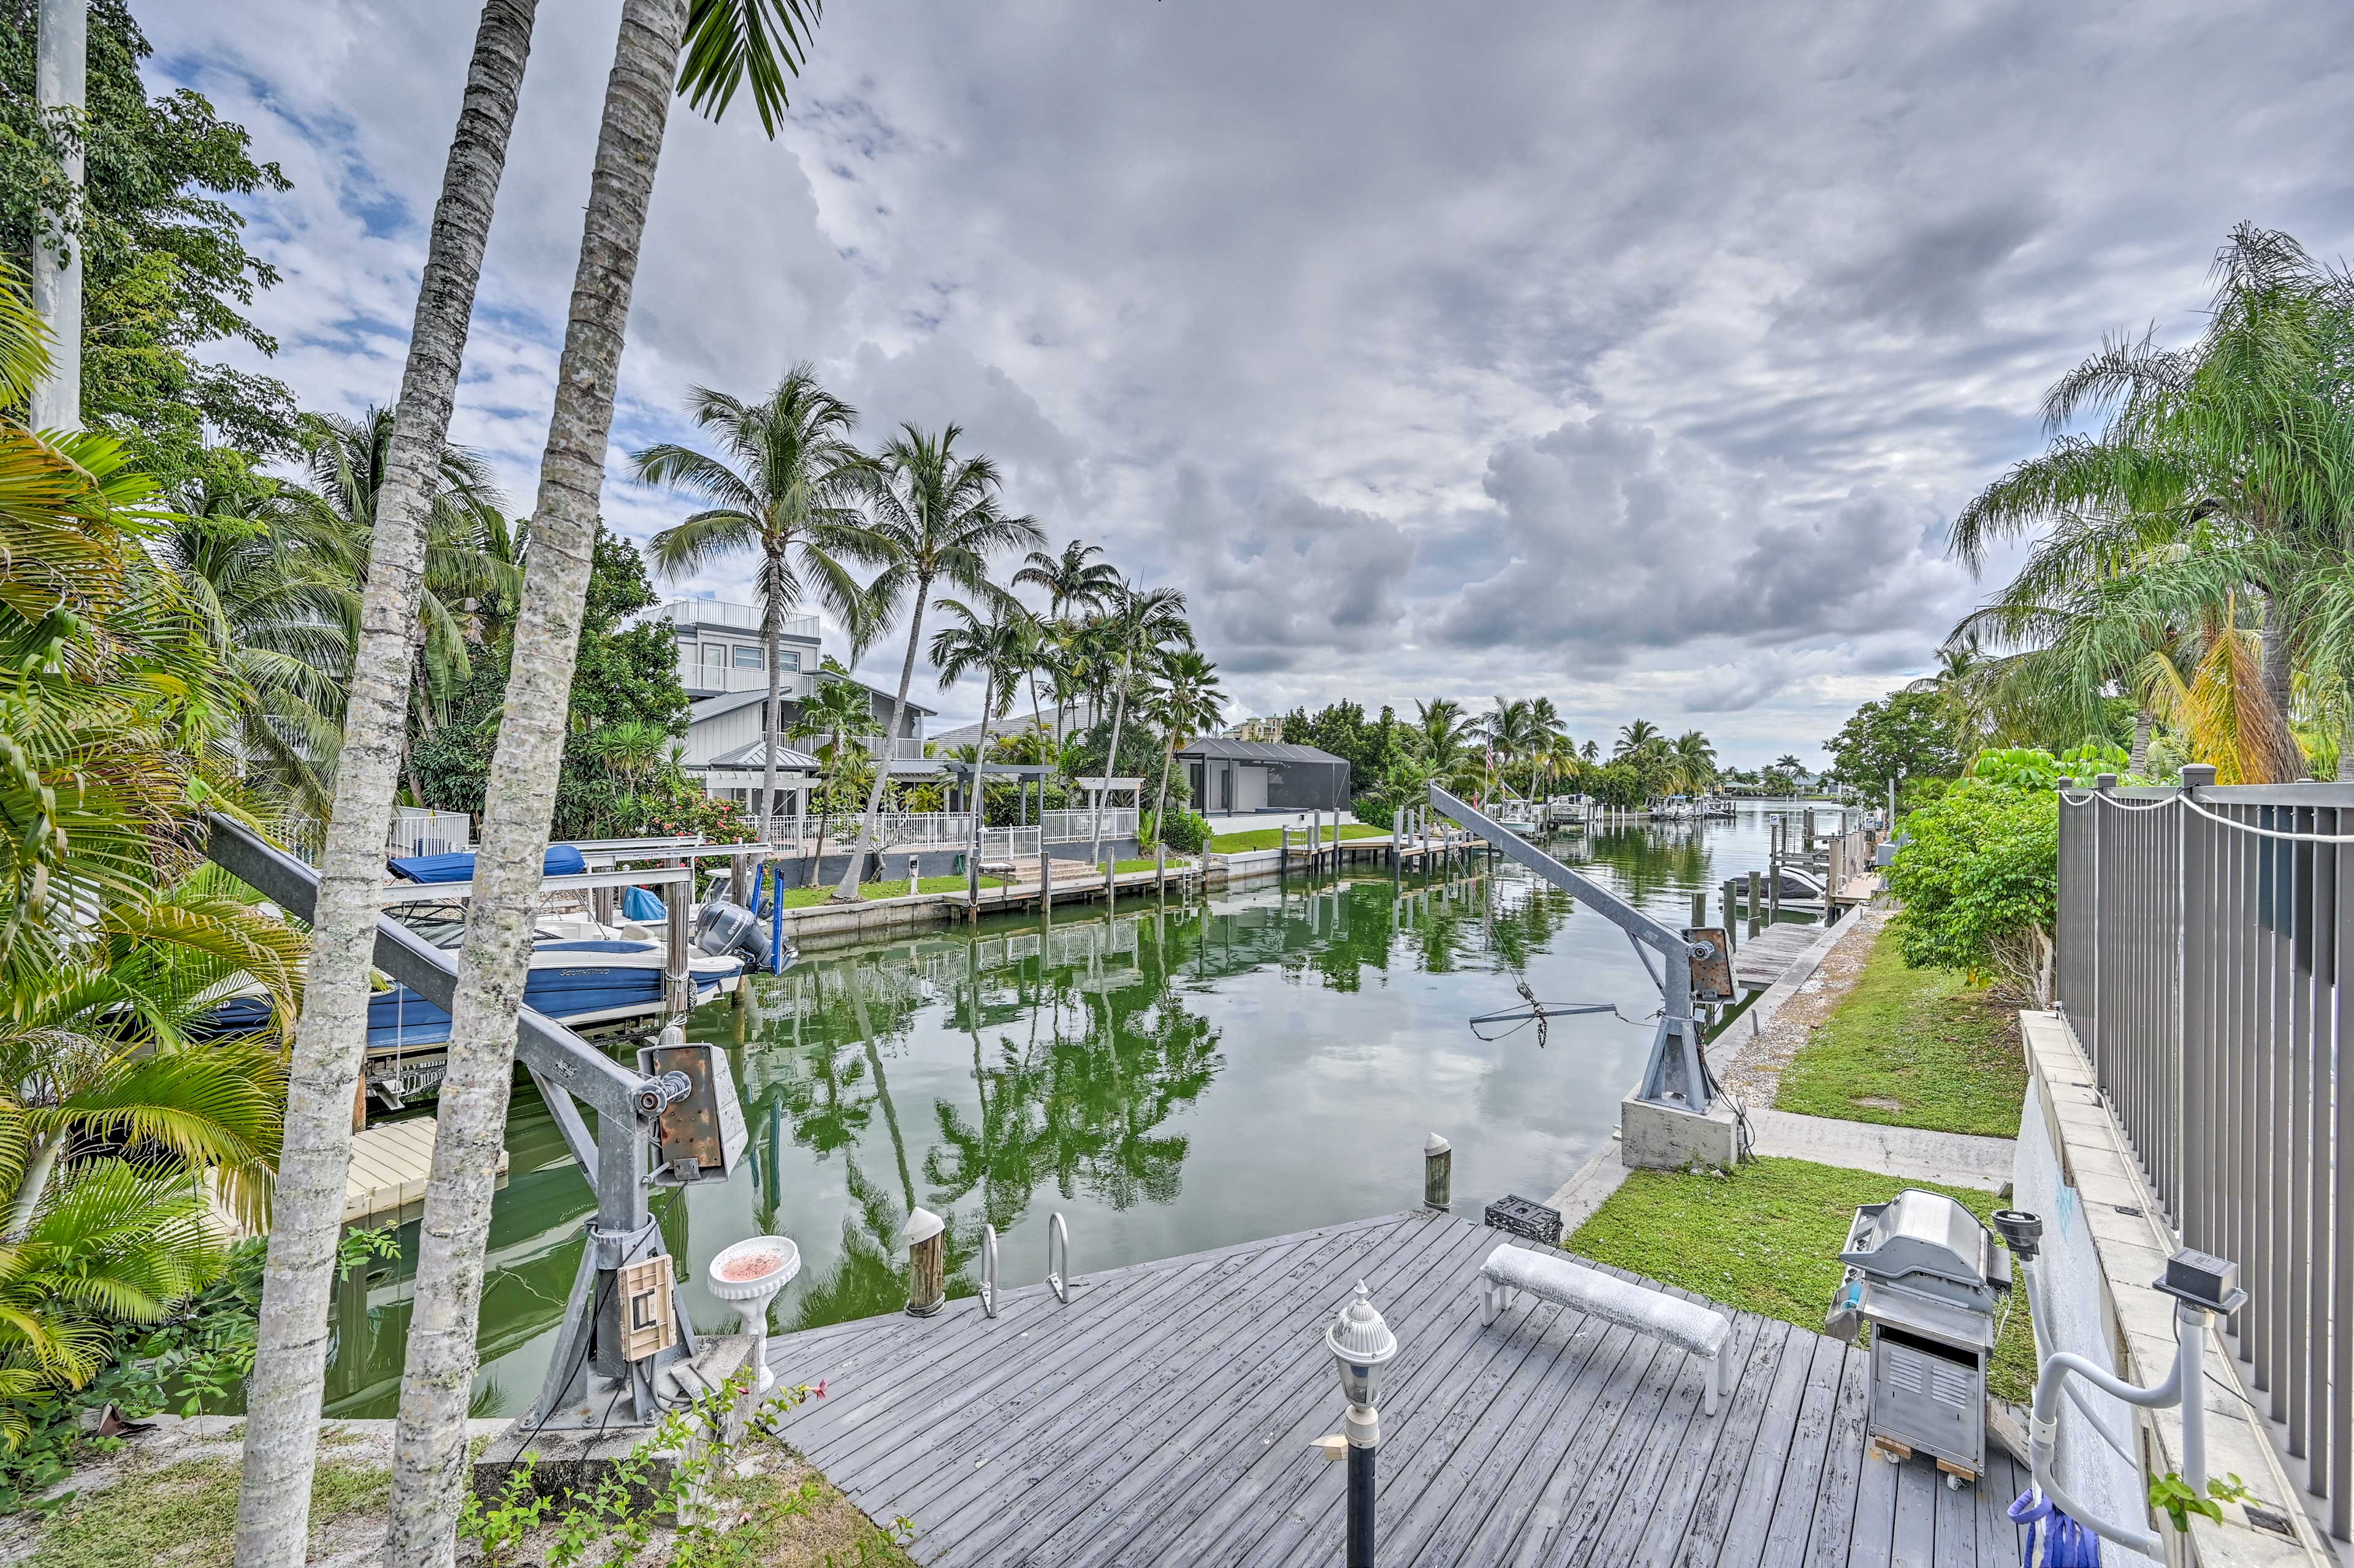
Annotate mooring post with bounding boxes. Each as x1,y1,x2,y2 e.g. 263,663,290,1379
663,872,692,1017
1768,861,1781,923
1690,891,1705,929
1280,825,1290,878
1424,1133,1452,1211
1041,847,1054,920
1105,856,1116,915
1747,870,1762,937
1721,880,1737,950
904,1207,947,1317
731,853,748,905
1156,839,1167,898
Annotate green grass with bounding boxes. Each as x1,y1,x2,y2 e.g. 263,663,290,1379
775,874,1005,908
1206,824,1388,854
1568,1155,2038,1404
25,1458,386,1568
1773,925,2028,1136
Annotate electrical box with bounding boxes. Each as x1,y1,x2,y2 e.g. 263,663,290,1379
637,1039,748,1183
617,1255,677,1362
1682,927,1736,1005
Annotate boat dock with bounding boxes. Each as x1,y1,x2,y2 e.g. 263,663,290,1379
343,1118,506,1227
762,1208,2030,1567
1730,921,1826,992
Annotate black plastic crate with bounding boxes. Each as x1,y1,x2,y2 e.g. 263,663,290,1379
1484,1194,1562,1246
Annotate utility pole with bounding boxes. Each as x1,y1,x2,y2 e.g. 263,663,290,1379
30,0,86,432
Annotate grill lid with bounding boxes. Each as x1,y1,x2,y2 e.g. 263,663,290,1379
1840,1190,2003,1301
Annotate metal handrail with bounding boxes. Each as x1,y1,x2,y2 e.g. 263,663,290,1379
1047,1212,1072,1303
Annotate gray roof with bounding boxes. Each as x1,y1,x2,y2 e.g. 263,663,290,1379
685,673,935,726
1173,737,1347,765
705,740,821,770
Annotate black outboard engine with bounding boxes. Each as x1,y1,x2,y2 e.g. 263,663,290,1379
693,898,766,964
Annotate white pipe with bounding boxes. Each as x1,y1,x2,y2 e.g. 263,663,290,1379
2025,1301,2212,1561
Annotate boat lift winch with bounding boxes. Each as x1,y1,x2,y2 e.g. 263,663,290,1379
205,815,748,1432
1428,786,1745,1163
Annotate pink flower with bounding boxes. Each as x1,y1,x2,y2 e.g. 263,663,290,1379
813,1379,828,1399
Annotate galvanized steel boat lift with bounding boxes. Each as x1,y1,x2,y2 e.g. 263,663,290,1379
206,815,745,1432
1428,786,1739,1149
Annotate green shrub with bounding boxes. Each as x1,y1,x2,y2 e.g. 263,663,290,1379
1147,809,1210,855
1350,794,1395,830
1886,778,2058,997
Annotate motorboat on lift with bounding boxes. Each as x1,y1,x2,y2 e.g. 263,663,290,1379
200,840,787,1107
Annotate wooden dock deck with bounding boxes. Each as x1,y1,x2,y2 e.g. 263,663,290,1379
1731,920,1827,991
763,1209,2029,1567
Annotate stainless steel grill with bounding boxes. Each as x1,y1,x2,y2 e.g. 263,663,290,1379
1827,1190,2013,1486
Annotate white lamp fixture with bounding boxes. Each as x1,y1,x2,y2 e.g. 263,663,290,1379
1326,1281,1398,1432
707,1235,802,1394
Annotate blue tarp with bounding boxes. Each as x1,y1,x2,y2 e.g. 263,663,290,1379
621,885,665,923
387,845,591,884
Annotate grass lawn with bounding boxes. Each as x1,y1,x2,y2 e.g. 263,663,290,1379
1206,823,1389,854
1774,924,2028,1137
24,1457,386,1568
1568,1155,2037,1404
775,873,1004,909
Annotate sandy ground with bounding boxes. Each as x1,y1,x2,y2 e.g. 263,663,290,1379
1717,903,1890,1108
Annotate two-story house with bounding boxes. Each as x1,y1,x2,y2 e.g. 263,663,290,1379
633,599,937,815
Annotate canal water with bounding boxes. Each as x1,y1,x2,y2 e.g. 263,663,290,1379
320,806,1826,1418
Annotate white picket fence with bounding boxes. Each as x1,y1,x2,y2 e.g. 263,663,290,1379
1040,808,1137,844
390,809,472,858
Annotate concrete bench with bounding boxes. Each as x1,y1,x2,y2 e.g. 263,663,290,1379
1477,1244,1733,1415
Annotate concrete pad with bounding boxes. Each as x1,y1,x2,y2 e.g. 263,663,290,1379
1745,1106,2014,1191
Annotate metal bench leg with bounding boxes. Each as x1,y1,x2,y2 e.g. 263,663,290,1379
1704,1355,1719,1417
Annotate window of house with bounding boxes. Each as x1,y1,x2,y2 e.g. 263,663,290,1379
700,644,725,680
776,649,802,672
733,645,763,669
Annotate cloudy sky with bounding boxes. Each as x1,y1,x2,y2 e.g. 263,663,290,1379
147,0,2354,766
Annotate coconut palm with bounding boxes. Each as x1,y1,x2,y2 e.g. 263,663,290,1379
788,668,880,875
1145,649,1225,843
828,425,1041,904
1013,541,1119,747
1613,718,1662,759
386,1,827,1553
633,369,874,832
928,596,1028,873
1087,579,1192,866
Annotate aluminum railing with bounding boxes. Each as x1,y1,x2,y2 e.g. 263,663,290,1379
2055,767,2350,1536
389,808,473,858
1042,808,1137,843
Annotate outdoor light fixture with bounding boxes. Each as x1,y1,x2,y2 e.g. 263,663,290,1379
1322,1281,1398,1568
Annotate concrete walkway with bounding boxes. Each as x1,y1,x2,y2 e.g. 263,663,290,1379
1746,1106,2012,1191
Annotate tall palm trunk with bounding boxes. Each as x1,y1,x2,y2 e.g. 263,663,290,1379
968,676,996,892
1091,652,1128,867
2260,593,2306,780
834,580,929,902
2130,707,2154,776
384,2,681,1559
1152,735,1176,847
235,7,536,1564
29,0,83,432
761,550,783,834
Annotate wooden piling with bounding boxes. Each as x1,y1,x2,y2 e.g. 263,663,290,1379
904,1208,947,1318
1424,1134,1452,1211
1040,847,1053,919
1747,870,1762,938
1156,840,1167,898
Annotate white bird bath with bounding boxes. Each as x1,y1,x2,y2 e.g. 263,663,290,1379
706,1235,801,1394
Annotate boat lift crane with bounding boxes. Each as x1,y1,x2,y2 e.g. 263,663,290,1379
206,815,745,1433
1428,785,1736,1119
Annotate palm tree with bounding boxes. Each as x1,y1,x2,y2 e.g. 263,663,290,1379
386,2,826,1553
633,369,873,834
788,668,879,876
1013,540,1119,747
1088,579,1192,866
242,0,536,1521
1772,753,1805,774
1669,731,1718,795
828,425,1040,904
1949,226,2354,782
928,597,1027,877
1146,649,1224,842
1614,718,1662,759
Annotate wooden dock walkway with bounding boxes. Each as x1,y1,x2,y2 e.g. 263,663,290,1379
763,1209,2029,1567
1731,920,1826,991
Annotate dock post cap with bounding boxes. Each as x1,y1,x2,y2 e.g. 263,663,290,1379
902,1207,946,1247
1425,1133,1450,1154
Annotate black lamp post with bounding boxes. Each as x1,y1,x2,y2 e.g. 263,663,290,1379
1325,1281,1398,1568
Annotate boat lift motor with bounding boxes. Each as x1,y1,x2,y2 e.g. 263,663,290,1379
205,815,747,1432
1427,785,1744,1170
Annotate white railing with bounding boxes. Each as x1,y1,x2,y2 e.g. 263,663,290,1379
389,809,471,858
676,662,813,697
643,598,821,640
1041,808,1137,843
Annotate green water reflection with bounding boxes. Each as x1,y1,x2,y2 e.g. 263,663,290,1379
321,807,1826,1418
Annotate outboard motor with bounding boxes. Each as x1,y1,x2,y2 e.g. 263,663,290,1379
693,898,768,964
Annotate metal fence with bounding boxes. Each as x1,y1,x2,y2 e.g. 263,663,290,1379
2057,767,2349,1535
390,809,472,858
1041,808,1136,843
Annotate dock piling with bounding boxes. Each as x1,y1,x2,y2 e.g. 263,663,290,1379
1424,1134,1452,1211
903,1208,946,1318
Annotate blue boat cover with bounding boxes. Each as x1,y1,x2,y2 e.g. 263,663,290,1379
388,844,591,883
621,885,666,922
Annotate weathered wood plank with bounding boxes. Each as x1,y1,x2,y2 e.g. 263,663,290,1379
1580,1311,1772,1567
1747,1335,1852,1567
1801,1345,1873,1567
904,1212,1436,1548
1676,1318,1818,1567
1845,1434,1900,1568
1932,1455,1977,1568
1004,1216,1491,1567
1497,1331,1672,1567
1889,1454,1938,1568
1628,1316,1794,1568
